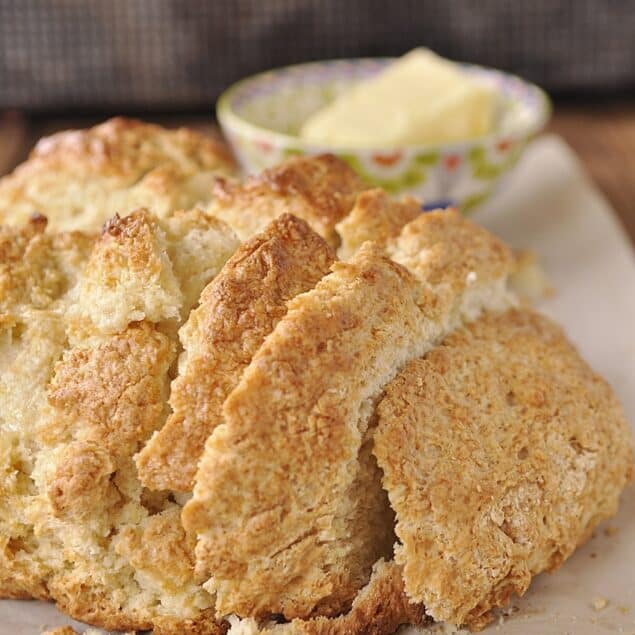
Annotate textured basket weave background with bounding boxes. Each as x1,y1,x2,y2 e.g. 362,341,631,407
1,0,635,111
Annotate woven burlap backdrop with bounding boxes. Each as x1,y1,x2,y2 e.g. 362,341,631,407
1,0,634,110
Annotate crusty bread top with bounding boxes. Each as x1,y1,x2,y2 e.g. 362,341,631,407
0,117,237,231
184,209,515,621
388,208,512,292
184,243,422,619
375,308,634,629
209,154,368,247
29,117,234,176
43,322,175,458
335,188,421,260
136,214,335,492
70,211,184,335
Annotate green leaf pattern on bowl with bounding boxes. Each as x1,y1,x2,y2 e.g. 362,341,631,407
338,151,439,193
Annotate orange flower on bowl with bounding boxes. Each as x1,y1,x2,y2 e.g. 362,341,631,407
444,155,461,170
496,139,512,153
372,151,403,166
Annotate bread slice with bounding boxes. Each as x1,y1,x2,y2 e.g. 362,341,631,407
184,211,514,620
335,188,421,260
375,308,634,630
0,117,237,231
0,208,238,633
209,154,368,247
137,214,336,492
386,209,512,320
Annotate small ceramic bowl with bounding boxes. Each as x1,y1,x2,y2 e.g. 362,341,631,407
217,58,550,211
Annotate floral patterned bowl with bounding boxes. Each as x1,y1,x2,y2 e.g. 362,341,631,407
217,58,551,211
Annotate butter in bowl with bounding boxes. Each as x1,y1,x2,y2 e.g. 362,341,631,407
300,48,497,148
217,49,550,211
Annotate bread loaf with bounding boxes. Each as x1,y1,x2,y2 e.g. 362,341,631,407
0,139,632,634
0,118,237,231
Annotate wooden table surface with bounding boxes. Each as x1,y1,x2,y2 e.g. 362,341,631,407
1,105,634,244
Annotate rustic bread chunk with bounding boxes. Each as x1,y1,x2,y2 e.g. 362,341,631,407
137,214,335,492
185,212,514,621
0,117,237,231
209,154,368,247
335,189,421,259
375,309,634,630
69,208,238,337
0,208,238,633
50,560,422,635
42,322,175,454
70,211,183,335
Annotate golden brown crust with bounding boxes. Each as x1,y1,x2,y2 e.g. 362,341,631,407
0,117,237,231
43,616,228,635
185,210,515,621
335,188,421,259
47,577,152,632
153,612,229,635
184,244,415,619
375,308,634,629
31,116,235,173
47,441,119,520
210,154,368,247
115,507,199,600
137,214,335,492
388,208,512,292
44,322,175,456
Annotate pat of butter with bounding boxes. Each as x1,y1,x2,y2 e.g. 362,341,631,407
300,49,497,147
